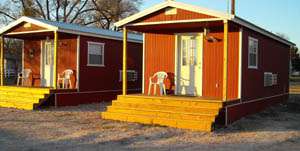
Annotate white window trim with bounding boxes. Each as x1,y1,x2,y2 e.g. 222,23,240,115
87,41,105,67
119,70,138,82
248,36,258,69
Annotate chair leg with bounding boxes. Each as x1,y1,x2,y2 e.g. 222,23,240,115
154,84,157,96
69,79,72,89
148,83,152,95
17,77,20,86
163,84,167,96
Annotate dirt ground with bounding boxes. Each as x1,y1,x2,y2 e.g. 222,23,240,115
0,96,300,151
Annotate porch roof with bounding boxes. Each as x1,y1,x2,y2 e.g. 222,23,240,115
115,0,295,46
0,16,142,43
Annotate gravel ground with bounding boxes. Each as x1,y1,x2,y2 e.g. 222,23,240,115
0,96,300,151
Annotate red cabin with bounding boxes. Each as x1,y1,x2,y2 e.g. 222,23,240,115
102,1,295,131
0,16,143,109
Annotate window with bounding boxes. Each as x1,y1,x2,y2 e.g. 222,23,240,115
248,37,258,69
87,42,105,66
119,70,138,82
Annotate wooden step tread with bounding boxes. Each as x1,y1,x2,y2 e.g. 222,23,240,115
111,102,221,114
102,112,213,131
118,95,221,102
115,99,223,109
0,93,45,99
106,107,216,121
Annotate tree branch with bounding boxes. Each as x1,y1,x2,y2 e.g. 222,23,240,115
0,11,17,20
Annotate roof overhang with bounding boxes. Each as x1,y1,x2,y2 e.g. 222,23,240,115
0,16,142,43
115,1,233,27
115,1,295,46
0,16,58,35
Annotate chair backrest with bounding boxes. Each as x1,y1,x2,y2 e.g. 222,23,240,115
63,69,73,79
23,69,32,78
152,71,168,84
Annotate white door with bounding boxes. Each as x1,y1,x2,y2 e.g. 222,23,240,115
176,34,203,96
41,41,54,87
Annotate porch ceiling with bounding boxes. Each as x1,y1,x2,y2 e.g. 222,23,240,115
127,20,223,33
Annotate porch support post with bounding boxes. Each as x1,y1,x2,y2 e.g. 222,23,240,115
122,26,128,95
0,35,3,86
53,31,58,89
222,20,229,101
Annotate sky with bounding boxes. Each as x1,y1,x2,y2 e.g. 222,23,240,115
0,0,298,47
141,0,300,47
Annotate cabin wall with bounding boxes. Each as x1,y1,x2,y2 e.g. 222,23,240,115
241,28,290,101
225,27,291,124
23,33,77,87
79,36,143,93
143,25,240,99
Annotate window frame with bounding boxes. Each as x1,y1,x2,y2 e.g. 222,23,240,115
87,41,105,67
248,36,259,69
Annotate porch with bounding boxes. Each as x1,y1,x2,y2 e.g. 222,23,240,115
0,25,78,90
102,94,225,131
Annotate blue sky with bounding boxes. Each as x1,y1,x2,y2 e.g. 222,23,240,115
141,0,300,47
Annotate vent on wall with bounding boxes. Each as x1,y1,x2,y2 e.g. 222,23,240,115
165,7,177,15
264,72,278,87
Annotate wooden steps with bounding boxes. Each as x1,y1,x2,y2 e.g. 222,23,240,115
290,86,300,94
101,95,223,132
0,86,51,110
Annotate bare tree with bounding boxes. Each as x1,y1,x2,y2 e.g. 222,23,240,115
91,0,142,29
0,0,142,29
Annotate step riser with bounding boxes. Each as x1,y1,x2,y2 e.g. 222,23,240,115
102,112,212,131
0,87,50,110
116,98,222,108
0,92,46,98
111,102,219,115
106,108,216,121
0,102,34,110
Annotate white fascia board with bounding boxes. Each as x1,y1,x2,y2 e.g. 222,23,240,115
115,1,232,28
0,16,58,35
232,17,295,46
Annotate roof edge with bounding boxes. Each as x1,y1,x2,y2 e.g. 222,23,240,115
233,16,295,46
0,16,58,35
115,1,233,27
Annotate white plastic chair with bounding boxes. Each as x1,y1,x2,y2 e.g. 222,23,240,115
57,69,73,89
17,69,32,86
148,71,168,96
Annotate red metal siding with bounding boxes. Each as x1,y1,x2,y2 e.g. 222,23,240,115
227,25,240,100
135,8,215,23
9,22,46,33
79,36,142,92
202,30,223,98
23,33,77,87
143,26,240,99
144,32,175,95
24,40,41,86
56,34,77,88
241,28,290,102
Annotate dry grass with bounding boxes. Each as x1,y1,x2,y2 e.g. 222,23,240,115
0,97,300,151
